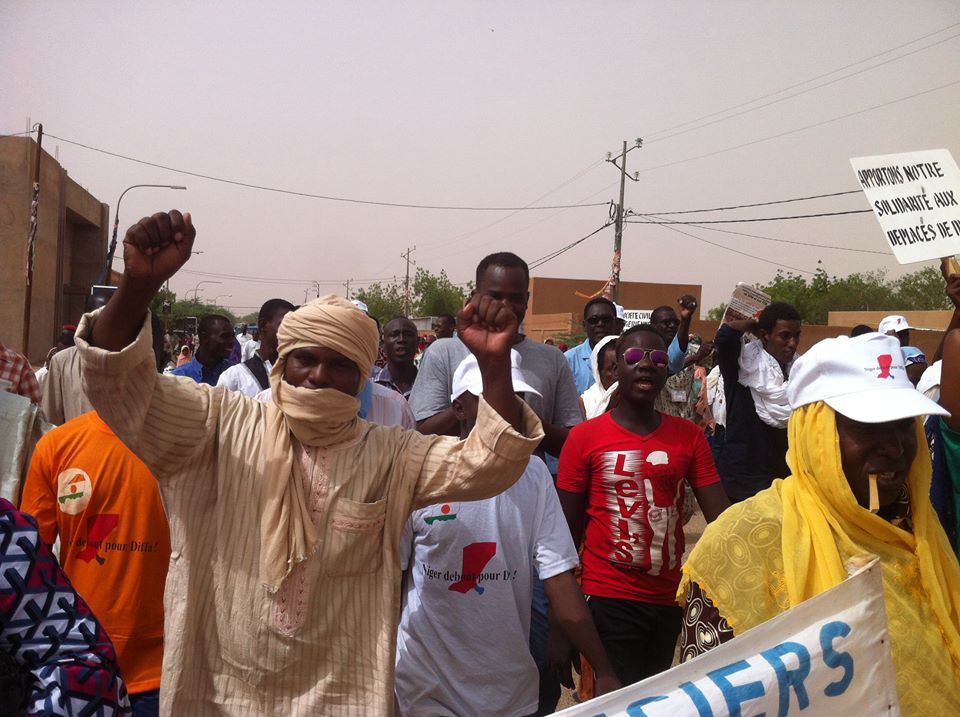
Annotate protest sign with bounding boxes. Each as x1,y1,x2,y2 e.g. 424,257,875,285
622,309,653,329
721,284,771,324
851,149,960,264
553,559,899,717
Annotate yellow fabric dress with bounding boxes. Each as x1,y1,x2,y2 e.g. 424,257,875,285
679,402,960,715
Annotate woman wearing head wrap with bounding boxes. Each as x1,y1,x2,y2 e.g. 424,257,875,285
75,210,545,716
678,333,960,715
579,335,619,419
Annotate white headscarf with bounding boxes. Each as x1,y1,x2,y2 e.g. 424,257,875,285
580,335,619,419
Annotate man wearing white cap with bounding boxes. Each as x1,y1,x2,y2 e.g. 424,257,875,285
878,314,912,346
74,210,545,716
395,352,620,716
678,332,960,715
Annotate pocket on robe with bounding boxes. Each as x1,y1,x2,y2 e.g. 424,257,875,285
323,497,386,576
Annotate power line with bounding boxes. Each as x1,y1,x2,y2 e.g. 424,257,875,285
634,79,960,176
631,189,864,215
40,131,608,212
645,30,960,145
624,208,872,224
528,222,614,270
646,221,816,275
636,214,887,255
178,268,397,285
644,21,960,140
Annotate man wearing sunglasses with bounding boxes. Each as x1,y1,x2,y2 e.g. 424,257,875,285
557,325,730,687
565,298,620,395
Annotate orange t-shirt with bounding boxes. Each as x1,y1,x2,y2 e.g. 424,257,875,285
21,411,170,694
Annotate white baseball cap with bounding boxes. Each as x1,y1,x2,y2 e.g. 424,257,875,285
350,299,370,314
451,350,541,402
787,333,948,423
877,315,912,334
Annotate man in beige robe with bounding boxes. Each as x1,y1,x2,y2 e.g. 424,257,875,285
76,210,543,716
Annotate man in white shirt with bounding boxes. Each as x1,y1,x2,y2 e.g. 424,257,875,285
395,353,619,716
218,299,294,397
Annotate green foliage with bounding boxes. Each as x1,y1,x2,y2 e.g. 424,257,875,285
412,268,467,318
355,268,468,325
148,288,236,331
355,282,406,326
759,265,950,325
239,312,259,325
706,303,727,321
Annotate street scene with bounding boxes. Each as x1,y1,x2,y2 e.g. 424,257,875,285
1,2,959,716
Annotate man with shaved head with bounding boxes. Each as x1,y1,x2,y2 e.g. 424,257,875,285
75,209,544,716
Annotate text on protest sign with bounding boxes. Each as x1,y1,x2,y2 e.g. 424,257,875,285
722,284,771,324
622,310,653,329
851,149,960,264
552,559,899,717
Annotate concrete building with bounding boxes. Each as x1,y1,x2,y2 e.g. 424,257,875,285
0,137,109,361
523,277,702,341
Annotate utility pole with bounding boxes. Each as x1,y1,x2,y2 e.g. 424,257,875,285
401,246,416,316
604,138,642,303
21,123,42,356
343,278,352,299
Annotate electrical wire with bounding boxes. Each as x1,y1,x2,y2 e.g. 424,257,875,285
40,132,609,212
643,21,960,140
645,221,816,275
631,189,865,215
634,79,960,176
624,208,873,224
528,222,614,270
645,31,960,145
635,214,887,255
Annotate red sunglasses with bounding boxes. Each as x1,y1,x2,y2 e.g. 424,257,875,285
623,347,669,368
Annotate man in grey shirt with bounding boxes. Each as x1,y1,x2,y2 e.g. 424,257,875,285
408,251,582,715
410,252,581,460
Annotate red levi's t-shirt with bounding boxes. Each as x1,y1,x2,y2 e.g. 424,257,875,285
557,412,720,604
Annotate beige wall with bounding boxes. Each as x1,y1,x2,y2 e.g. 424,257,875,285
0,137,108,361
828,310,954,332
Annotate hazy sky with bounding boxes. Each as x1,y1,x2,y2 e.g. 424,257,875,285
4,1,959,316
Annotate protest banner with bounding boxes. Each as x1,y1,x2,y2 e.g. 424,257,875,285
851,149,960,265
622,309,653,329
721,284,771,324
553,559,899,717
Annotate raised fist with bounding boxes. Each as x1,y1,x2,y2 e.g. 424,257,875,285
456,294,519,363
121,210,195,288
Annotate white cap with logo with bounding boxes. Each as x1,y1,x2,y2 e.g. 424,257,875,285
451,350,541,402
787,333,948,423
877,314,912,334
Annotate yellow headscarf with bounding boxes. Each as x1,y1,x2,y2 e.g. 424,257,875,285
259,296,380,592
679,402,960,713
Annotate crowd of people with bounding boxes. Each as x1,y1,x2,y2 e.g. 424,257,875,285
0,208,958,716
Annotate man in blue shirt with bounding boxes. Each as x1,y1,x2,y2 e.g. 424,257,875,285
172,313,235,386
651,294,698,376
564,297,620,395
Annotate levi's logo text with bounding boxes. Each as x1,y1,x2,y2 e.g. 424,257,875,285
601,450,683,576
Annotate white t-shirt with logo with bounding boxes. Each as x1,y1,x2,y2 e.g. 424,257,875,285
394,456,578,717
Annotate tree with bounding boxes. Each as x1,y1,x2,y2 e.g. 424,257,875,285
706,304,727,321
355,268,468,325
412,268,467,318
355,282,405,326
757,265,950,324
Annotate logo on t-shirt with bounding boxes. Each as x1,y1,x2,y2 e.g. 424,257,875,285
448,542,497,595
424,503,458,525
56,468,92,515
77,514,120,566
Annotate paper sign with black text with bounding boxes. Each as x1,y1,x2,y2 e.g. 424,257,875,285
721,283,771,324
622,310,653,329
552,559,899,717
851,149,960,264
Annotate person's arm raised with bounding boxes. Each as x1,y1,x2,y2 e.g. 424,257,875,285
457,294,522,431
92,210,196,351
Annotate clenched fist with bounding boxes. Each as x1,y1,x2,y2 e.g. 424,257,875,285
122,210,196,289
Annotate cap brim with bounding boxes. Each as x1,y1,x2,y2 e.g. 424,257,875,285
513,381,542,398
825,387,948,423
